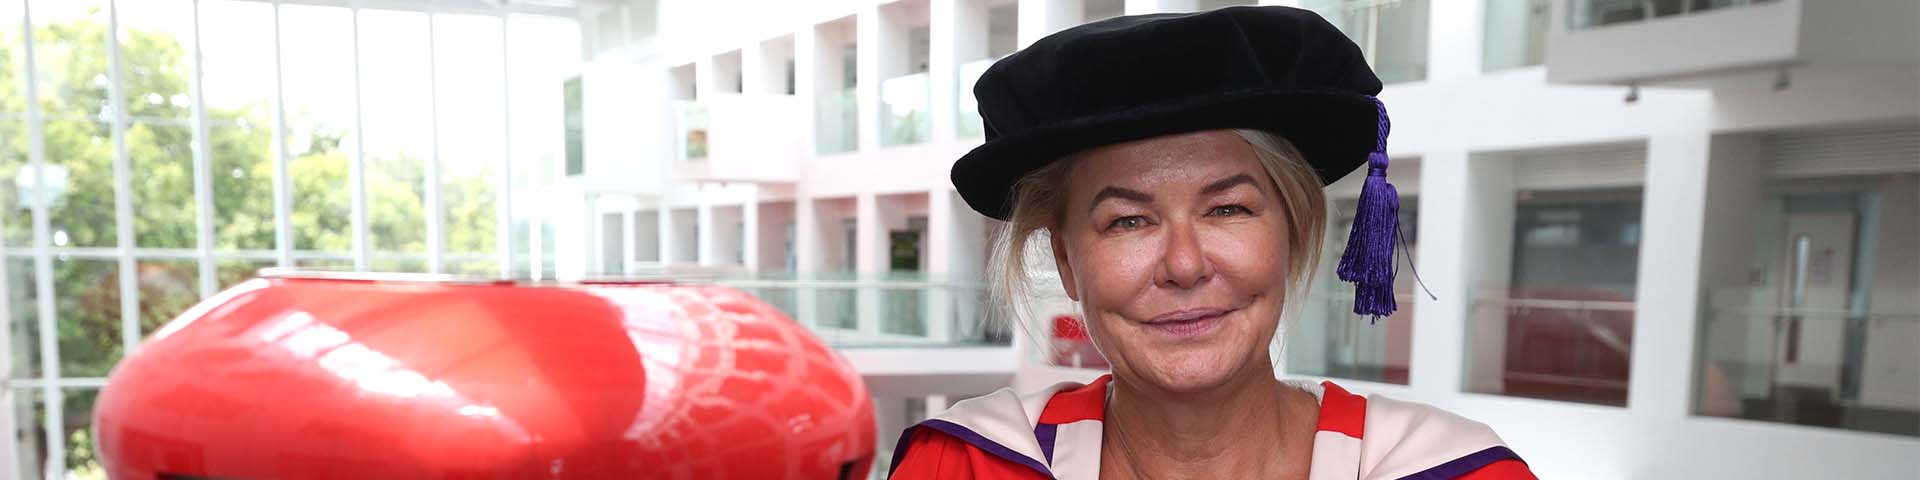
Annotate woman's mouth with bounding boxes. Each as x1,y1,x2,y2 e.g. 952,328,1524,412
1142,307,1232,337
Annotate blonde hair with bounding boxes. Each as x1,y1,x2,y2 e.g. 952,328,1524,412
987,129,1329,352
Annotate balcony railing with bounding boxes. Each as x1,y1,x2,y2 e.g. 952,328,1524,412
815,87,858,155
880,72,931,147
1567,0,1778,30
708,271,1007,349
1469,292,1637,406
1696,290,1919,437
1287,290,1418,385
673,100,708,161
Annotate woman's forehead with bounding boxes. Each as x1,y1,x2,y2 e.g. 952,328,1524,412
1067,131,1263,193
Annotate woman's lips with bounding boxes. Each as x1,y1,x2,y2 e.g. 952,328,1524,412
1143,307,1231,337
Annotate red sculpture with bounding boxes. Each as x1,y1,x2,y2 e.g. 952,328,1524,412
93,272,876,479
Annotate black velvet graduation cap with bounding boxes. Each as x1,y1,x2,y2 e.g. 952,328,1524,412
950,5,1407,317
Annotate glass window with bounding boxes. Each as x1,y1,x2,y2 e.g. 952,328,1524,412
1302,0,1430,84
120,0,198,250
434,14,504,274
9,388,43,479
0,2,23,249
6,258,37,379
1482,0,1549,72
1288,198,1420,385
358,10,430,267
1468,188,1643,406
1697,172,1920,437
134,259,195,335
32,2,115,249
53,257,118,378
199,0,276,252
279,5,355,254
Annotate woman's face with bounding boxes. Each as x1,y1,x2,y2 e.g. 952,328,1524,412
1051,130,1291,394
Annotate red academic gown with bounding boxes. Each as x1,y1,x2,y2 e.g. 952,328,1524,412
890,375,1536,479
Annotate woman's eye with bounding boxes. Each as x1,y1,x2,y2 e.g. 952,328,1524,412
1107,216,1146,231
1208,205,1250,217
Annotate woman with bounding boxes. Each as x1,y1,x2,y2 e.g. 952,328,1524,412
889,6,1536,480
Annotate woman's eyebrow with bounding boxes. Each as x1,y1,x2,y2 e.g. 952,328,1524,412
1199,174,1259,196
1089,186,1152,214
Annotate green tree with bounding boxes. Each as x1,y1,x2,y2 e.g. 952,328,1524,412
0,10,500,476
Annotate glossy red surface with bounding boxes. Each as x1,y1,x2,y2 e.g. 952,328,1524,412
94,276,875,479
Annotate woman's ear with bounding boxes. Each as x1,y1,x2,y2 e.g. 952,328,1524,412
1049,229,1081,302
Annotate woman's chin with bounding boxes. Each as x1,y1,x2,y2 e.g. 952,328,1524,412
1134,350,1246,393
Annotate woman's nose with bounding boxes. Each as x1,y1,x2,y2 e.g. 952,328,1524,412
1155,219,1213,290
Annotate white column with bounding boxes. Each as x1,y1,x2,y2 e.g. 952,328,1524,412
1257,0,1302,6
856,4,883,152
1463,153,1517,394
796,27,820,155
1427,0,1486,81
856,192,885,336
796,197,822,328
657,201,677,265
1020,0,1084,48
697,198,717,266
925,394,951,418
1125,0,1174,15
927,189,958,342
1628,130,1712,417
621,209,637,274
693,55,718,100
930,0,964,144
743,197,762,271
1409,149,1472,394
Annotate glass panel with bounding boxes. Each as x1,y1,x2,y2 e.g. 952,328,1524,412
880,73,929,147
215,258,271,291
134,259,196,336
1695,174,1920,437
202,0,277,251
956,58,993,140
117,0,193,123
1467,189,1642,406
506,15,579,277
10,388,43,480
53,258,118,378
1,120,27,248
127,120,196,249
30,0,108,120
1288,198,1420,385
446,258,498,277
434,14,503,261
293,256,353,270
1302,0,1429,84
280,5,354,252
676,100,707,160
0,2,28,247
7,258,38,379
62,387,100,477
371,257,427,273
358,9,429,256
42,119,113,249
1482,0,1550,72
1568,0,1779,30
815,87,856,155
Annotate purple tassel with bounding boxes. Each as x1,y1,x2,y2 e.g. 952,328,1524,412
1337,97,1399,321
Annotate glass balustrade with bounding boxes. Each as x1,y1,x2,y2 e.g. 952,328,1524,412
881,72,931,147
956,58,997,139
1568,0,1780,30
815,88,858,155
